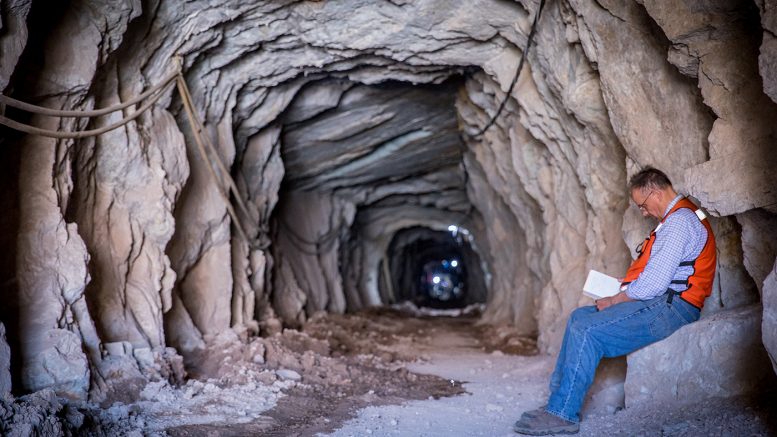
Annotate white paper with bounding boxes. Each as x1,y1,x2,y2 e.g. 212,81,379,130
582,269,621,300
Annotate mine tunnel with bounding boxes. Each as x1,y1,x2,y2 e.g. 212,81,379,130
384,225,487,309
1,0,777,435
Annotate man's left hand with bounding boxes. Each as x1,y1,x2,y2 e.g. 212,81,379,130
596,291,634,311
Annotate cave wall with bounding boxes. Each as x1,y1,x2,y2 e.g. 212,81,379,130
1,0,776,397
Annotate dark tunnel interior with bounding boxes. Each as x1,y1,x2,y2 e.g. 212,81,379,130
383,226,487,309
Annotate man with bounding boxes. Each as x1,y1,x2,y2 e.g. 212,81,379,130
513,167,717,435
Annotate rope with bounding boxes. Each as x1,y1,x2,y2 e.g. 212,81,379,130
0,58,267,251
470,0,547,137
0,70,178,117
174,71,259,236
176,74,265,251
0,77,176,139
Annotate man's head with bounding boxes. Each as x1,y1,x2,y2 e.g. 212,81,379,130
628,167,677,219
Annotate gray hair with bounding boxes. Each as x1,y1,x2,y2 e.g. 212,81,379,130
628,167,672,192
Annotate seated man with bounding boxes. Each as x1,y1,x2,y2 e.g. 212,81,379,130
513,167,717,435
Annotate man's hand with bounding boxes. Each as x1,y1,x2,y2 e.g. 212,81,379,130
595,291,634,311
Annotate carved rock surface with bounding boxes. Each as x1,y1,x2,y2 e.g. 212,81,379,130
625,305,776,406
0,0,775,404
0,323,10,396
763,261,777,375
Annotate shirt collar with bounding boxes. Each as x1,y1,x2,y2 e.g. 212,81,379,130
662,194,684,219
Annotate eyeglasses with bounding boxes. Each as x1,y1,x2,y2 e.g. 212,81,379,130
636,190,655,212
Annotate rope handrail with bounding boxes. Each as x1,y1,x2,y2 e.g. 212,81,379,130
0,57,267,251
0,79,175,139
174,74,259,234
175,75,265,251
0,70,179,117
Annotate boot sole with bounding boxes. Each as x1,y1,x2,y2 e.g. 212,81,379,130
513,422,579,435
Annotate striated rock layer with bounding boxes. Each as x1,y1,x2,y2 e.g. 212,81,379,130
0,0,775,408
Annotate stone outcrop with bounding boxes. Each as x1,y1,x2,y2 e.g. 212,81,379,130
0,0,775,410
625,305,776,406
763,261,777,374
0,323,10,397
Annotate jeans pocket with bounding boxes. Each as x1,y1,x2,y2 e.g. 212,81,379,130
648,305,686,340
671,300,700,324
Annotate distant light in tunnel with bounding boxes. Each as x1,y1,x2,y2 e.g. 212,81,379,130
448,225,458,233
451,260,458,268
432,276,441,284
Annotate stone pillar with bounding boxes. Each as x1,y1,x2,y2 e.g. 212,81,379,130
17,132,91,399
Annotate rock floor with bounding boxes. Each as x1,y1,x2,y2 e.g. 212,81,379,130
2,307,775,436
321,309,777,437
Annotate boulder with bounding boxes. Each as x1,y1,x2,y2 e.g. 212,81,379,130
582,357,626,418
625,304,776,407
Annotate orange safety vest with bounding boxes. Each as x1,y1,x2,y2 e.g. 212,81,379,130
621,197,716,309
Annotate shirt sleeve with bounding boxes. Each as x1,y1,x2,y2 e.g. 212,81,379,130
624,213,694,300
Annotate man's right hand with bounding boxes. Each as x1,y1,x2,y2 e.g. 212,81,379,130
595,296,614,311
596,291,634,311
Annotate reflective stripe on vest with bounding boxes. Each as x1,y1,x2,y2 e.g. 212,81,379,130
621,197,717,308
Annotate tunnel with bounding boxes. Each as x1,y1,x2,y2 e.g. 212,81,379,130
383,225,487,309
1,0,777,435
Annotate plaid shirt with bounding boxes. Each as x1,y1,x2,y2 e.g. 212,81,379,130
625,194,709,300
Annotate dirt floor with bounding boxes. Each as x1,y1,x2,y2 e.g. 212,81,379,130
2,305,776,436
163,304,527,436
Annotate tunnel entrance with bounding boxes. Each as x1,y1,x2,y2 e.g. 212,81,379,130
383,226,487,309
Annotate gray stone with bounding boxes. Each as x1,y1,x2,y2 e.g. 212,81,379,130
103,341,134,357
275,369,302,381
22,329,90,399
763,260,777,375
701,216,759,316
582,357,626,418
0,1,31,91
737,209,777,296
0,323,11,396
685,152,777,217
635,0,777,216
757,0,777,104
625,304,776,406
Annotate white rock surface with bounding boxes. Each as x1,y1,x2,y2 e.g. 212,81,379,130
625,304,776,406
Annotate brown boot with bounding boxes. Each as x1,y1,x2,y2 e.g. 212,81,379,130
513,410,579,435
519,405,547,420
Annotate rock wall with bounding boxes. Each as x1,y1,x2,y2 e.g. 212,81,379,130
0,323,11,397
0,0,775,401
626,304,776,406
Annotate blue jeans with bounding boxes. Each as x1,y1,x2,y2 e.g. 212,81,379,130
545,293,700,422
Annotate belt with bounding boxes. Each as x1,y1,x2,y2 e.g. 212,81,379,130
666,288,700,310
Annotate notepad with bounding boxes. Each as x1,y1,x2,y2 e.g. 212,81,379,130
582,270,621,300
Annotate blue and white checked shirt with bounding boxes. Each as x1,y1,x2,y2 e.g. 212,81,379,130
625,194,709,300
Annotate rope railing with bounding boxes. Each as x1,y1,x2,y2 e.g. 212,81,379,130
0,70,179,117
0,77,176,139
0,57,266,251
